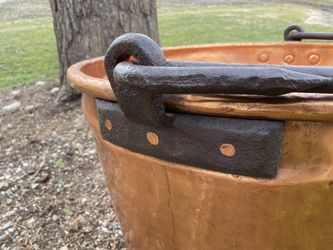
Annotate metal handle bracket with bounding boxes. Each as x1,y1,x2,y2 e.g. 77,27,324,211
284,24,333,41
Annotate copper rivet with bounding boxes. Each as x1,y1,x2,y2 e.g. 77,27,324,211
104,119,113,131
220,144,236,157
284,54,295,64
309,54,320,65
147,132,159,145
258,53,269,63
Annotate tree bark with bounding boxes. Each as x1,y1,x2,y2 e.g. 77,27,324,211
49,0,160,102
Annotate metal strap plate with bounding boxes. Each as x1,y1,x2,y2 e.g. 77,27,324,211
97,99,284,179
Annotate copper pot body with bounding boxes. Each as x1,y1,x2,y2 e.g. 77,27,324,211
69,43,333,250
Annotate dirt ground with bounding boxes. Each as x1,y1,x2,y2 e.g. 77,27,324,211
0,82,126,249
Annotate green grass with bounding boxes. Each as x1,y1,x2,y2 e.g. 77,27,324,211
158,4,333,46
0,4,332,90
0,18,58,90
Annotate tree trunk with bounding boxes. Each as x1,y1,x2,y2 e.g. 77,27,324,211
49,0,159,102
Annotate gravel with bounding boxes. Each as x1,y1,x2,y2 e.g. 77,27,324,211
1,101,21,111
0,82,126,249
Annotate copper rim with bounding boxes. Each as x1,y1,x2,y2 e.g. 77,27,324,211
68,42,333,122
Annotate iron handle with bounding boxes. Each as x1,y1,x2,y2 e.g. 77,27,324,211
105,32,333,126
113,61,333,125
284,24,333,41
114,62,333,95
169,61,333,78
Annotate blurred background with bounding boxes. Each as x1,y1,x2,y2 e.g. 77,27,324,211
0,0,332,90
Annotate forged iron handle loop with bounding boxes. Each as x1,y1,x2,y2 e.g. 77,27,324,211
284,24,333,41
105,33,333,126
104,33,167,95
104,33,174,125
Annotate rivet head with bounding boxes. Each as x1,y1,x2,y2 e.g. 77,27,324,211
284,54,295,64
147,132,159,145
258,53,269,63
309,54,320,65
104,119,113,131
220,144,236,157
